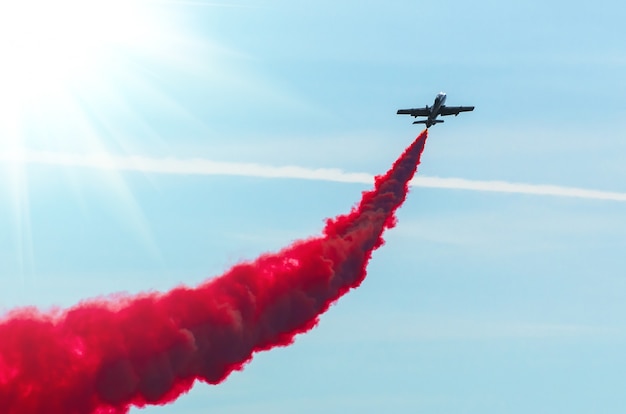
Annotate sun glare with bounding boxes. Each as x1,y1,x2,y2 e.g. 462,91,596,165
0,1,200,272
0,1,153,104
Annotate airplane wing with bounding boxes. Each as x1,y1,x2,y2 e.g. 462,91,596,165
439,105,475,116
397,108,430,117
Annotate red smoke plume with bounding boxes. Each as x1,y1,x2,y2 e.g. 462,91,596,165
0,131,428,413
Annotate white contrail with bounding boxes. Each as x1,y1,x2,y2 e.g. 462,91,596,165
410,176,626,201
2,150,625,202
147,0,260,7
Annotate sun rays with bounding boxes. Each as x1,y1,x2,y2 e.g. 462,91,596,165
0,0,232,276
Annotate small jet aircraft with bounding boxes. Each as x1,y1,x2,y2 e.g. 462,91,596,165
397,92,474,127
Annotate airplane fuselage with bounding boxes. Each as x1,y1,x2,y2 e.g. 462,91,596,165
428,92,447,126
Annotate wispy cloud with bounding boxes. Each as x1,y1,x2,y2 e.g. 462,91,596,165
411,176,626,201
2,150,625,202
148,0,261,8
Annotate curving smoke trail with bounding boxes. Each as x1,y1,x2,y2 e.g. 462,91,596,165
0,131,428,413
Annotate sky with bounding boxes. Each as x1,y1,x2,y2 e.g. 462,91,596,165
1,0,626,412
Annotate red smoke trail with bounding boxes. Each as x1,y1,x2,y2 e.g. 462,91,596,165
0,131,428,414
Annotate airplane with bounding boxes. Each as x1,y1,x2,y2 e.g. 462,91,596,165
397,92,474,127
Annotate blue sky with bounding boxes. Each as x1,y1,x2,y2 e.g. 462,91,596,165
1,0,626,412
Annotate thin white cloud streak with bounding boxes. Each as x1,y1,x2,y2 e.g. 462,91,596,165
2,150,626,202
411,176,626,201
148,0,260,7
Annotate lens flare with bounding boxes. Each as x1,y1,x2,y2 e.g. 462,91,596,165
0,1,154,102
0,1,197,270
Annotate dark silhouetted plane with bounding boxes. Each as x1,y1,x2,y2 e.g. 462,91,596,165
397,92,474,127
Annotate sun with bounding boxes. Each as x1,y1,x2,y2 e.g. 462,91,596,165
0,1,243,275
0,0,198,274
0,0,165,153
1,1,151,100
